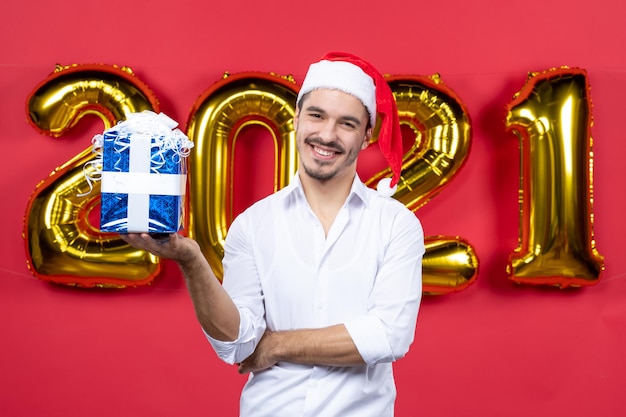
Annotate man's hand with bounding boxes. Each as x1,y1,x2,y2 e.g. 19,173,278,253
119,233,199,264
237,325,365,374
238,330,279,374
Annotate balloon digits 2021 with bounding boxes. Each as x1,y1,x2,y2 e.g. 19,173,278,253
23,63,602,291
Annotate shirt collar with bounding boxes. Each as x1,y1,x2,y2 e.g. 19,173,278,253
279,171,371,208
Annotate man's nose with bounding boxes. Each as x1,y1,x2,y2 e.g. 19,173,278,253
317,120,337,140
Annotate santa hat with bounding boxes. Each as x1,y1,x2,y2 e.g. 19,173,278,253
297,52,402,196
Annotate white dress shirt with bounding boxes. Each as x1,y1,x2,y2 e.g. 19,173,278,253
206,173,424,417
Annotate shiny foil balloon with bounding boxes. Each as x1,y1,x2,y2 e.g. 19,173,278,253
186,72,299,279
422,236,479,295
369,75,472,211
505,68,604,287
371,75,477,294
24,64,161,287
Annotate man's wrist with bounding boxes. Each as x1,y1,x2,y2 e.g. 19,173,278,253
175,238,204,269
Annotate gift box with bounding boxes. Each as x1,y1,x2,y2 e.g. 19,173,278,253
89,111,194,234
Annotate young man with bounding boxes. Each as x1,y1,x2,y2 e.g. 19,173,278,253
121,52,424,416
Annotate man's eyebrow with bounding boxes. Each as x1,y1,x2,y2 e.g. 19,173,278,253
304,105,363,126
304,105,326,114
339,115,363,126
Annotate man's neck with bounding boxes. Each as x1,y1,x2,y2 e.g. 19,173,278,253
299,171,355,235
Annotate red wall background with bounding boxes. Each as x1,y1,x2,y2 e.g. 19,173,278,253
1,1,625,416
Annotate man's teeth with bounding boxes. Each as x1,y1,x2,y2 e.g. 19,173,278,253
314,146,334,156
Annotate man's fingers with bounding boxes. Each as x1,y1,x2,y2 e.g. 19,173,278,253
120,233,169,254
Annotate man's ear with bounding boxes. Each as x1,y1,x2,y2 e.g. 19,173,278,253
361,127,372,150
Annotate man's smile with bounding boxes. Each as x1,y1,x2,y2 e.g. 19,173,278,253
306,138,344,160
313,145,338,157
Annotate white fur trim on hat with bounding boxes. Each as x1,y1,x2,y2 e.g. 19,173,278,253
297,60,377,127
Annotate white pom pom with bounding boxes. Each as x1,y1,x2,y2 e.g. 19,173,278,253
377,177,397,197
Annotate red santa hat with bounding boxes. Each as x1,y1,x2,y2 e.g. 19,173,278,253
297,52,402,196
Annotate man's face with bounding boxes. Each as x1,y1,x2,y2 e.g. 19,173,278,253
294,89,371,183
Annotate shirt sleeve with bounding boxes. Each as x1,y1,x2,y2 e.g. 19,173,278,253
203,212,267,365
344,206,424,365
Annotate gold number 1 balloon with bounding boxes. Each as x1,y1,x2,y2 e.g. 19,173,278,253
505,68,604,287
24,64,161,287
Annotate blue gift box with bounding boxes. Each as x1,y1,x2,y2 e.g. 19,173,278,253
96,112,192,234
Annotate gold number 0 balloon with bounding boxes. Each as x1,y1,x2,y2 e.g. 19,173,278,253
505,68,604,287
368,75,478,294
24,64,161,287
186,72,299,279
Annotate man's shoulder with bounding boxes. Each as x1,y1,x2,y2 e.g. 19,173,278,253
362,186,411,212
359,187,422,231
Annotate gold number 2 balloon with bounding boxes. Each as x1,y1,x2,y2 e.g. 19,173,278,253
24,64,161,287
379,75,477,295
505,68,604,287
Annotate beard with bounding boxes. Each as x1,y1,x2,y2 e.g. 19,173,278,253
302,160,338,181
300,137,360,182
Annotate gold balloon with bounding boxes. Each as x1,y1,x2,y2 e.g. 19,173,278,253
186,72,299,279
367,75,477,294
24,64,161,287
505,68,604,287
367,75,472,211
422,236,479,295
